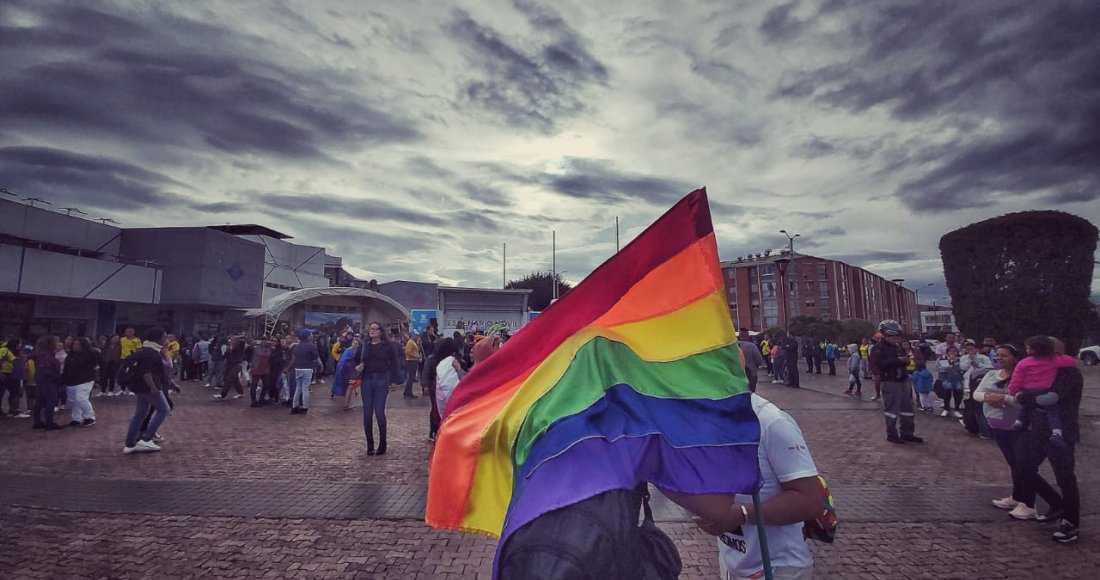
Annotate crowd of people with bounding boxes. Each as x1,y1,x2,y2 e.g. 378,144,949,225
0,314,1084,574
0,321,498,459
743,324,1083,545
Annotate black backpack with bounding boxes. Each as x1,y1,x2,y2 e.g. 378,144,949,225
498,485,682,580
117,353,143,389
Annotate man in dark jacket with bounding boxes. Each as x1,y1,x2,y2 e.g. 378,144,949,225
123,327,172,454
1015,364,1083,543
871,320,923,445
784,335,800,388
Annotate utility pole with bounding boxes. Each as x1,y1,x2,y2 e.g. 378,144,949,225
502,243,507,289
615,216,620,253
552,230,557,300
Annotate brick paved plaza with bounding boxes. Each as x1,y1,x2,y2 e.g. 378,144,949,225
1,367,1096,579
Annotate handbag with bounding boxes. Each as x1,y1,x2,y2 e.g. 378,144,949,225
932,379,946,398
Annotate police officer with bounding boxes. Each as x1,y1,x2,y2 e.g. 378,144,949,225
871,320,924,444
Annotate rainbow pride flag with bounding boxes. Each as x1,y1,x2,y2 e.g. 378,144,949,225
426,188,762,552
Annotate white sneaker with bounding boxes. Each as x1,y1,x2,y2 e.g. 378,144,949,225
213,394,223,399
1008,503,1037,520
953,410,963,418
232,394,243,399
123,445,138,454
992,496,1020,510
135,439,161,452
940,410,949,417
204,383,211,388
93,392,105,398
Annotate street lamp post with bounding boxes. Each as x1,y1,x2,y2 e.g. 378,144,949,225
775,257,791,331
779,230,801,254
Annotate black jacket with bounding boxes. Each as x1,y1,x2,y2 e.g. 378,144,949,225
356,340,398,376
62,349,100,386
870,340,908,382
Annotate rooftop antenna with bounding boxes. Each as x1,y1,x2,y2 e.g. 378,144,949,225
22,197,51,208
0,187,16,197
59,207,87,217
95,218,120,225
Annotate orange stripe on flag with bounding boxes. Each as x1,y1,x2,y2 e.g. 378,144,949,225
592,233,722,328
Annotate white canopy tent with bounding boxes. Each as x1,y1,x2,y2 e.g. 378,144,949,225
244,287,411,337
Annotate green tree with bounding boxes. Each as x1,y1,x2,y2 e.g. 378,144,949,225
787,315,821,338
839,318,876,346
940,211,1098,354
506,271,573,311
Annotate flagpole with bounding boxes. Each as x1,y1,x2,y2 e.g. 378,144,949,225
503,243,506,289
751,493,774,580
615,216,620,253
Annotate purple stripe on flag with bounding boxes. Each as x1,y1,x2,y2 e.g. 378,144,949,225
493,434,761,576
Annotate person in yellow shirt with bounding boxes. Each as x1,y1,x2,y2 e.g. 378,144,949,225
120,327,142,359
402,334,420,399
119,327,143,395
760,337,772,377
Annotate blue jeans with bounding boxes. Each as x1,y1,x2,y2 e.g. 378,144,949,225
293,369,313,409
125,391,170,447
361,373,390,444
403,361,418,397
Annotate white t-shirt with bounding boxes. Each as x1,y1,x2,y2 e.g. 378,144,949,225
435,356,462,413
718,394,818,579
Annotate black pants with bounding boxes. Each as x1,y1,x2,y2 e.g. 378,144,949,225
882,381,915,438
249,374,271,404
812,354,822,373
220,364,245,397
1015,430,1078,525
428,378,440,439
33,384,59,427
763,356,772,375
992,429,1024,502
805,355,814,373
100,360,120,393
940,389,963,411
785,360,800,388
826,359,836,375
1,374,22,414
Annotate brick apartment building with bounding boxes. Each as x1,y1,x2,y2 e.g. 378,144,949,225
721,249,919,334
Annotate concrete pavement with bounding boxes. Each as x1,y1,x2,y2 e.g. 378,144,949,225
0,365,1096,578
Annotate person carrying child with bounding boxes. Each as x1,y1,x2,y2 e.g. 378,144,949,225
1007,335,1077,447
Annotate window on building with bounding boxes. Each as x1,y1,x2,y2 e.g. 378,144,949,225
761,264,774,275
764,316,778,327
819,281,829,297
763,282,775,298
817,263,827,279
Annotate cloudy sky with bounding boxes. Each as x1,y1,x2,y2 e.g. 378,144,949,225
2,0,1098,302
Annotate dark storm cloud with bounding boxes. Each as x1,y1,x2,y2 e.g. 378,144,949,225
523,158,696,205
190,201,247,213
254,193,447,228
0,146,179,209
834,250,922,265
793,136,838,159
772,1,1100,212
0,2,421,161
444,4,609,133
759,3,805,42
479,158,693,206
